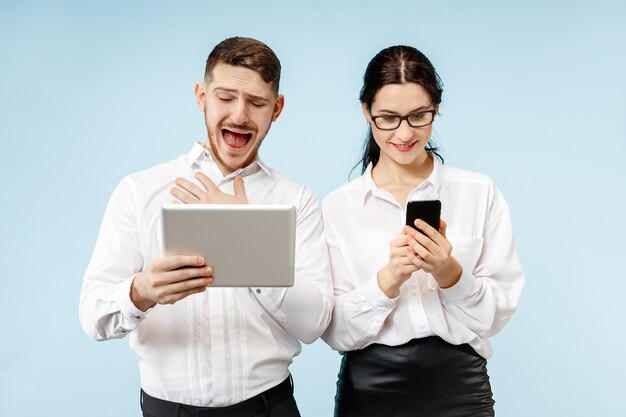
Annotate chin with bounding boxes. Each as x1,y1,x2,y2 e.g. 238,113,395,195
224,159,247,171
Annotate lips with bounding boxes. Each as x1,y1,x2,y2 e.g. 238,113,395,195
391,141,418,153
222,129,252,149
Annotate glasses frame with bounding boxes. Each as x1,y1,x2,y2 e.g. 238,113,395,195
370,109,437,131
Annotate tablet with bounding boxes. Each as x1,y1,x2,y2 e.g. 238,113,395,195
161,204,296,287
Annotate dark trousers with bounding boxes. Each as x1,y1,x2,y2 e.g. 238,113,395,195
141,376,301,417
335,336,495,417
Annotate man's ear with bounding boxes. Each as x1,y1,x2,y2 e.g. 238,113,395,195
194,83,206,112
272,94,285,122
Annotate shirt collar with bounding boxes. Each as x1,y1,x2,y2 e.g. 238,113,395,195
360,153,444,206
186,141,273,180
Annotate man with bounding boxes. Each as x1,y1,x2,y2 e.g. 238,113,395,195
79,37,333,417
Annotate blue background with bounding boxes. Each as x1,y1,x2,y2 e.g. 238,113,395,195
1,1,625,416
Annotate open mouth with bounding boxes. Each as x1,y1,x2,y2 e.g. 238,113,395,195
222,129,253,150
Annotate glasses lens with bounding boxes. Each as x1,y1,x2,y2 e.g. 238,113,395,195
374,116,400,130
407,112,434,127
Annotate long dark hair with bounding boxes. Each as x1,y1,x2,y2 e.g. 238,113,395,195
355,45,444,175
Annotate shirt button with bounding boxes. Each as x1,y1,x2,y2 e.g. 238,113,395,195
256,289,261,294
134,316,141,320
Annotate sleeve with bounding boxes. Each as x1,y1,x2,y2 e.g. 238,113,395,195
251,187,334,344
320,198,398,352
79,177,148,341
438,184,525,338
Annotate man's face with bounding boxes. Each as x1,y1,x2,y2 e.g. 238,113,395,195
195,63,284,174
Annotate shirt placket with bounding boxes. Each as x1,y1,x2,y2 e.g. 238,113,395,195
405,185,435,336
207,287,226,405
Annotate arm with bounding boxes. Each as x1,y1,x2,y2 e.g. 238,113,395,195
320,228,395,351
404,185,524,338
79,178,147,341
321,215,420,352
79,178,213,341
252,189,334,344
437,193,524,338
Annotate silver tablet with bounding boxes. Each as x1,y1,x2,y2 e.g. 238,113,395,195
161,204,296,287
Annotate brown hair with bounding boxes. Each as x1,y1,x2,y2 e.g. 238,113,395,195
204,37,281,94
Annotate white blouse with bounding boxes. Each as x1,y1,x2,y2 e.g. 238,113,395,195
321,157,524,358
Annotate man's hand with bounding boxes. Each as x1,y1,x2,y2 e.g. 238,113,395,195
170,173,247,204
130,255,214,311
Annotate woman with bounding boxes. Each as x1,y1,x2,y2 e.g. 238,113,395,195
321,45,524,417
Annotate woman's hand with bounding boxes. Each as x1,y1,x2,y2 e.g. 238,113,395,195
377,234,420,298
404,219,462,288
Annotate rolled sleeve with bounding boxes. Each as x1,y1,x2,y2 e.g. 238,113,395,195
439,271,477,304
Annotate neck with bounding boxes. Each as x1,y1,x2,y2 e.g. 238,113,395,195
202,141,241,176
371,152,434,207
372,152,433,187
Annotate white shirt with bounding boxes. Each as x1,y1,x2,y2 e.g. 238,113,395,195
79,142,333,406
321,157,524,358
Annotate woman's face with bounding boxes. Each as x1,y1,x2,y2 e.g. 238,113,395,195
363,82,437,168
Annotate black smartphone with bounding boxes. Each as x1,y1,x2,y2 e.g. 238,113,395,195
406,200,441,235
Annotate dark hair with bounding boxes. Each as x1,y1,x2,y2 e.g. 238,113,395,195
356,45,444,174
205,37,281,94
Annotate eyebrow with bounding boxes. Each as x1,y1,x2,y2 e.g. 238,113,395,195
213,87,271,103
376,105,434,114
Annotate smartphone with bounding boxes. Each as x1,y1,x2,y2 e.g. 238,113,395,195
406,199,441,235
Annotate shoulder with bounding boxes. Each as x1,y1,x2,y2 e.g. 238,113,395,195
126,154,187,185
104,154,189,213
262,165,314,200
323,175,364,206
440,165,500,200
258,166,323,220
321,175,367,221
118,153,188,194
440,165,510,217
441,165,494,187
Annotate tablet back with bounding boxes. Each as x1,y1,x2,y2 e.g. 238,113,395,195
161,204,296,287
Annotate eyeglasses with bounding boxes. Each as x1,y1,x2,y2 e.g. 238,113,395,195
370,110,437,130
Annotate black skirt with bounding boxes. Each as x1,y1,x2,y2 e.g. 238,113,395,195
335,336,495,417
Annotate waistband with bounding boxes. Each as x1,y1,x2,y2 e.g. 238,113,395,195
141,376,293,417
356,336,481,358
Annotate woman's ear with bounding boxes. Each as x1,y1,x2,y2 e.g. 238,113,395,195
361,102,371,123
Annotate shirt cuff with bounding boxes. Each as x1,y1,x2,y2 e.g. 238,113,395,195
360,274,398,310
439,270,477,304
116,276,149,325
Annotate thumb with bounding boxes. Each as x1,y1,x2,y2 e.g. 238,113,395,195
233,176,247,202
439,219,447,238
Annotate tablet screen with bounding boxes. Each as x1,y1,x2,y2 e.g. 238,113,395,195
161,204,296,287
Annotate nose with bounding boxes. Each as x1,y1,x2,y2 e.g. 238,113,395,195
394,119,414,142
231,100,249,125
